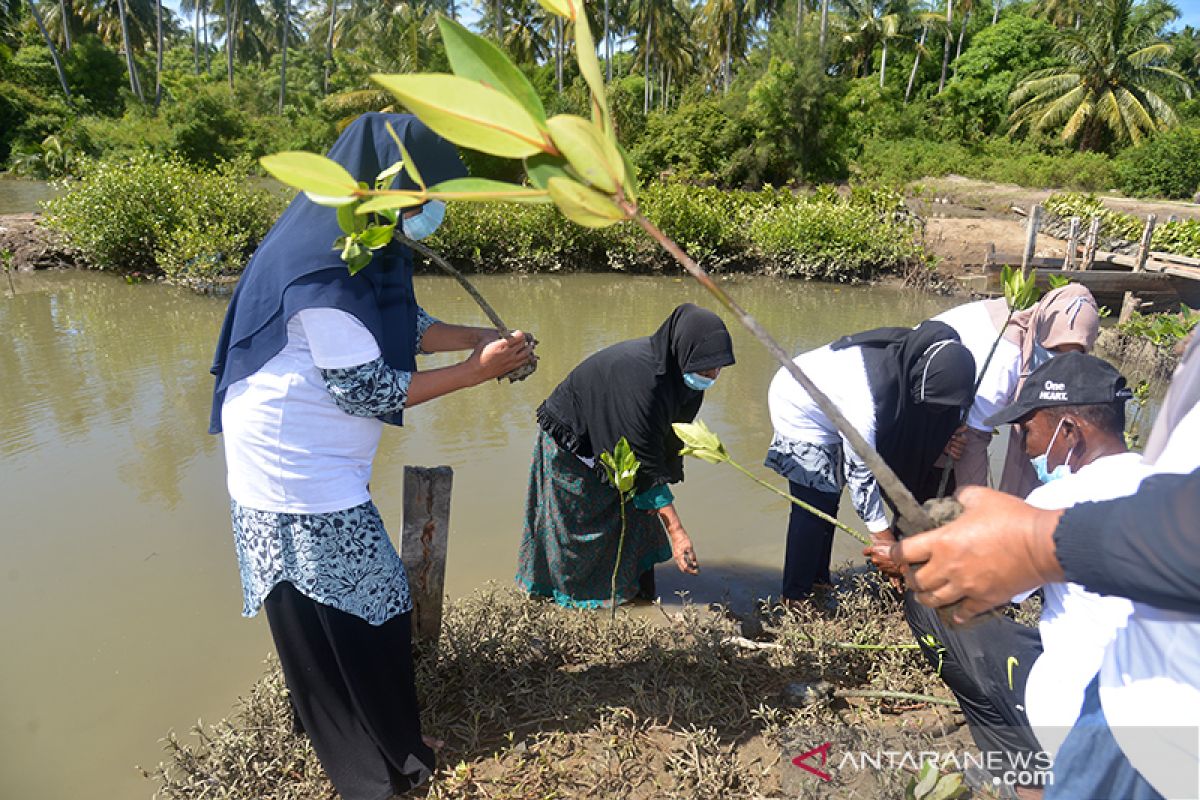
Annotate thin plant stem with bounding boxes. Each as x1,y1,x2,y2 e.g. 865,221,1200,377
610,492,628,620
621,203,935,535
834,689,958,707
723,458,870,546
4,266,15,297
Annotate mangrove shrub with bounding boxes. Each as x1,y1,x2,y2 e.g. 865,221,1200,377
42,153,282,279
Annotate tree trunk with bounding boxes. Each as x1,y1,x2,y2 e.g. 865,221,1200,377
323,0,335,93
225,0,234,88
278,0,287,113
203,5,211,72
115,0,144,101
937,0,952,93
879,37,888,88
449,0,455,20
59,0,72,51
155,0,163,107
795,0,803,38
643,14,651,114
725,13,733,91
818,0,829,64
991,0,1001,24
953,8,969,70
604,0,610,82
665,64,671,109
28,0,72,103
193,2,200,73
555,17,563,92
905,24,926,103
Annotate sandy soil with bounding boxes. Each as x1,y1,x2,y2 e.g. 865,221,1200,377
913,175,1200,277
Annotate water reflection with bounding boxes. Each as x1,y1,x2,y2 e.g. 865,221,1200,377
0,270,958,800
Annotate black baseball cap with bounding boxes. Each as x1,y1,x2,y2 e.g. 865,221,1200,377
984,352,1133,427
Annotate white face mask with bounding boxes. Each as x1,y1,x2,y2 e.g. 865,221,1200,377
401,200,446,241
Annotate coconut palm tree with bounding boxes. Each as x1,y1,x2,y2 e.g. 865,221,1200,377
1009,0,1190,150
838,0,912,81
1034,0,1087,29
27,0,74,102
698,0,748,92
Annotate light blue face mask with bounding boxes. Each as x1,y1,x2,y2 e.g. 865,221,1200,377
683,371,716,391
401,200,446,241
1030,417,1075,483
1030,342,1054,371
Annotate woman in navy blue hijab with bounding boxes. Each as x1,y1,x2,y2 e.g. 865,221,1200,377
210,113,534,799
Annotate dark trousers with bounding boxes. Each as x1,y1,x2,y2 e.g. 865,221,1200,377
782,481,842,599
264,581,435,800
904,593,1047,783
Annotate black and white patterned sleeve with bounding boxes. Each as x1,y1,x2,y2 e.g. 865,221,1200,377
320,357,413,417
842,437,890,534
416,306,439,355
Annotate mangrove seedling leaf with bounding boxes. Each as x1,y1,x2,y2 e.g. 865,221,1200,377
616,141,639,203
336,202,365,235
525,153,577,190
374,159,405,192
912,760,939,797
372,73,551,159
535,0,574,19
261,152,359,200
385,121,426,190
600,436,640,495
546,177,625,228
426,177,552,204
358,224,396,249
570,8,611,133
438,15,547,128
672,420,728,465
1047,273,1071,289
356,192,431,215
925,772,967,800
546,114,624,194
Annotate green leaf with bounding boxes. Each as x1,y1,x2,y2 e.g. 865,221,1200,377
306,192,360,207
374,159,405,192
600,437,641,494
438,15,547,128
912,761,939,798
359,224,396,249
925,772,966,800
260,152,359,198
384,121,426,190
547,177,625,228
1048,273,1070,289
337,202,365,235
427,177,552,204
546,114,624,194
571,11,610,132
356,193,429,215
672,420,729,465
525,153,577,190
535,0,573,18
616,141,639,203
372,73,551,159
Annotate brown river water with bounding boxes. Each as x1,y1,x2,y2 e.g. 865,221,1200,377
0,270,957,799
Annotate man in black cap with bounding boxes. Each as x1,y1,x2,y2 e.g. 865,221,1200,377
888,353,1141,798
981,352,1148,772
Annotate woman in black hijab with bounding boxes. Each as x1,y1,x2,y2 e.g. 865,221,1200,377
765,320,975,601
517,304,736,608
209,113,534,800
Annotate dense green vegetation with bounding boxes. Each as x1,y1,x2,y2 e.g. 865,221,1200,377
2,0,1200,197
1045,191,1200,256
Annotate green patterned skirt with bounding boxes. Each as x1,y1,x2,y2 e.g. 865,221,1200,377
516,429,673,609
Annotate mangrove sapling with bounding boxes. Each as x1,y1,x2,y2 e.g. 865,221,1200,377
935,265,1043,497
599,436,640,618
259,3,938,538
673,420,870,547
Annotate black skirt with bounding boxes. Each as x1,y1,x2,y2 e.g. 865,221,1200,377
264,581,435,800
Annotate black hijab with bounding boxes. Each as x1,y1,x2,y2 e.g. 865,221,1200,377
537,304,736,493
831,320,975,495
208,113,467,433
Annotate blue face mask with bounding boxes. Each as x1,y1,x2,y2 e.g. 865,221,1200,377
683,372,716,391
401,200,446,241
1030,342,1054,371
1030,417,1075,483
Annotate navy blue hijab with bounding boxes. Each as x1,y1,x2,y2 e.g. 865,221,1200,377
208,113,467,433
